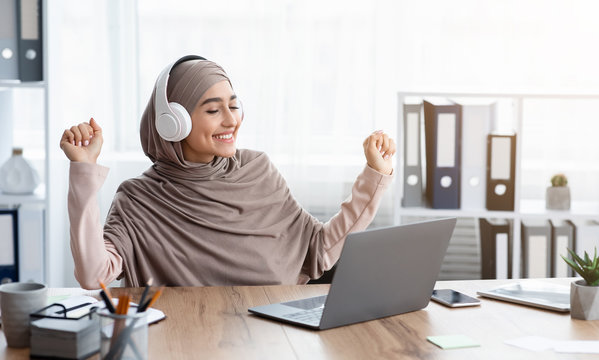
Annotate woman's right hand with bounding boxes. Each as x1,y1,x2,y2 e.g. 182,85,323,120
59,118,103,163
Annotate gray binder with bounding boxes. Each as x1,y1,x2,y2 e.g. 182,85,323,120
401,101,423,207
550,220,574,277
0,0,19,80
457,100,495,209
521,219,551,278
17,0,43,81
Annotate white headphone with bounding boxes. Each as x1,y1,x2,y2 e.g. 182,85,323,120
154,55,207,142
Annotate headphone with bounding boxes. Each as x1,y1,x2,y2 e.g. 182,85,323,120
154,55,207,142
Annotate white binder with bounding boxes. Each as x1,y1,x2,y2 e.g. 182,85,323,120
18,203,44,283
456,100,496,209
521,219,551,278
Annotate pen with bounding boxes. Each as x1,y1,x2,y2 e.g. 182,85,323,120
98,279,117,311
139,286,164,312
100,290,116,313
137,277,153,313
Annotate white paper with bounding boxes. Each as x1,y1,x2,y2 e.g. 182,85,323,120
504,336,555,352
554,341,599,354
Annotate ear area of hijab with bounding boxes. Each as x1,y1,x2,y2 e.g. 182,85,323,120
154,55,206,142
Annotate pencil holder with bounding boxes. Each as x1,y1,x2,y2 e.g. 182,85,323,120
97,308,148,360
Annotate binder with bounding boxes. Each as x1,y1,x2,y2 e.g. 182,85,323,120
0,0,19,80
0,208,19,283
568,219,599,260
486,134,516,211
18,204,44,283
402,101,423,207
520,219,551,278
458,100,495,209
549,220,574,277
17,0,43,81
479,218,512,279
423,98,462,209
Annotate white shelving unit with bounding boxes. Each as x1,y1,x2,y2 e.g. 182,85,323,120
395,91,599,278
0,0,49,284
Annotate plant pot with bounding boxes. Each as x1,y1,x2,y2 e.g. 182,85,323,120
546,186,570,210
570,280,599,320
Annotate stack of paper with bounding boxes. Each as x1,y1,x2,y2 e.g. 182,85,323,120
30,317,100,359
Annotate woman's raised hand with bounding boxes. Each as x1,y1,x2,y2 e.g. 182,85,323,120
59,118,103,164
363,130,396,175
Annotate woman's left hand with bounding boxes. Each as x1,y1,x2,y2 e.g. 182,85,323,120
363,130,396,175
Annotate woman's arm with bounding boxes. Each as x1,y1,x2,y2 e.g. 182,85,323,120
68,162,123,289
61,119,124,289
300,131,395,281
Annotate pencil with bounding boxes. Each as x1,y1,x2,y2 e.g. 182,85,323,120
100,290,116,313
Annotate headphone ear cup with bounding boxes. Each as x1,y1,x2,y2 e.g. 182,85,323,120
156,102,192,142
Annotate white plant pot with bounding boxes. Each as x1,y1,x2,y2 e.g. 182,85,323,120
570,280,599,320
546,186,570,210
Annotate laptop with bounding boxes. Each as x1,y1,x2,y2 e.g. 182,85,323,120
248,217,456,330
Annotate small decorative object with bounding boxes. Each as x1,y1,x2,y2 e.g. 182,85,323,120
545,173,570,210
562,247,599,320
0,147,40,195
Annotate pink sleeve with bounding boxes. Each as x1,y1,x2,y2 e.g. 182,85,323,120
321,165,393,269
68,162,124,289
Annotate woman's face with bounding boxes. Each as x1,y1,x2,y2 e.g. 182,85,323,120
182,80,242,163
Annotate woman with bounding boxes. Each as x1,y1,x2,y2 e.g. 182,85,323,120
60,56,396,289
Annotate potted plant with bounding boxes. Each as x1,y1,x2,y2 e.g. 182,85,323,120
546,173,570,210
561,247,599,320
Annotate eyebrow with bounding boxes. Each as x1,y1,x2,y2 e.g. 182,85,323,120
200,94,237,106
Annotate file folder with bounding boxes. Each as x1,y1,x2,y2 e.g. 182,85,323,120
0,0,19,80
550,220,574,277
486,134,516,211
18,204,44,283
458,100,495,209
17,0,43,81
402,101,423,207
520,219,551,278
423,98,462,209
0,208,19,283
479,218,511,279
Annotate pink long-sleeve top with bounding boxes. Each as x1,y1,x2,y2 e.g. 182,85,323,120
68,154,392,289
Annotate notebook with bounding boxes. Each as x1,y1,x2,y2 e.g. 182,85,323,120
248,217,457,330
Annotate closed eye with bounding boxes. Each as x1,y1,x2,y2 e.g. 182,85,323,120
206,110,218,114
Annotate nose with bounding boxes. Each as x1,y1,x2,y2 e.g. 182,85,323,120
223,107,239,127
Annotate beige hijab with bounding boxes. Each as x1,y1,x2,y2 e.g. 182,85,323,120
103,59,325,287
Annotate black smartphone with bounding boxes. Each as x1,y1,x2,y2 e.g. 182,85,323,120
431,289,481,308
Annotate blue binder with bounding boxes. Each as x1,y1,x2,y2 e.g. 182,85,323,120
0,208,19,283
423,99,462,209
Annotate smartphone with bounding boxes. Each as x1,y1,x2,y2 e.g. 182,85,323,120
431,289,481,308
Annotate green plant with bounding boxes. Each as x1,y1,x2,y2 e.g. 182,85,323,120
551,173,568,187
562,247,599,286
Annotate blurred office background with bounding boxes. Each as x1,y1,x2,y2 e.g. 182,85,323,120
6,0,599,286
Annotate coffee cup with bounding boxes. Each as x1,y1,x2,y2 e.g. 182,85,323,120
0,282,47,348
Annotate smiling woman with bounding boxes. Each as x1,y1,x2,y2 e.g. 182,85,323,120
59,55,396,289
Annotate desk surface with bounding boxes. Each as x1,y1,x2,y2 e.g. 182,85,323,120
1,278,598,359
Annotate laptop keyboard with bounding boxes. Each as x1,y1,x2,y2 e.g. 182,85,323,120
283,306,324,324
281,295,327,325
283,295,327,310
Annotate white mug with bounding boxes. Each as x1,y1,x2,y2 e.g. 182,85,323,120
0,282,47,348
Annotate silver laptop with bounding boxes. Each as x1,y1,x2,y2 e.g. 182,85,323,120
248,217,456,330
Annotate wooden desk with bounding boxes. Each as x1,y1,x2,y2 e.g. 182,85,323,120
1,278,598,359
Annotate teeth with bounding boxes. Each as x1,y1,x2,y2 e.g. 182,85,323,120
214,133,233,140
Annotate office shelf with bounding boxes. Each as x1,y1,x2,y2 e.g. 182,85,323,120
395,90,599,279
